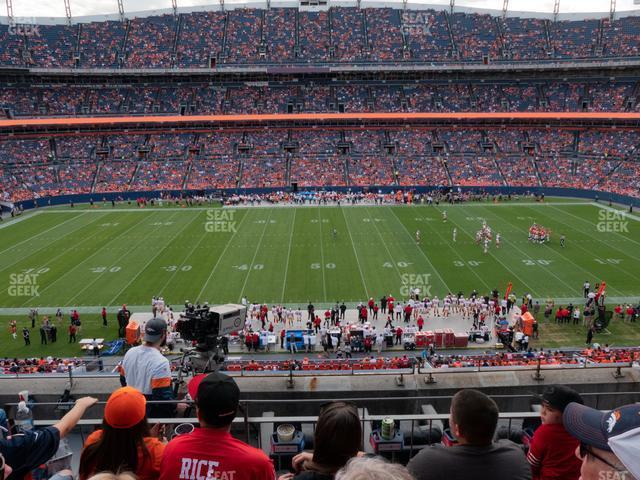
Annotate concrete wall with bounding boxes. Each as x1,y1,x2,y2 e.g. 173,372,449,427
2,367,638,421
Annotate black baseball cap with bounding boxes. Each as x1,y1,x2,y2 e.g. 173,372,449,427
188,372,240,425
144,317,167,343
538,385,584,412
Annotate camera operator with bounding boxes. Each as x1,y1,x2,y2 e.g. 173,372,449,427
119,318,176,419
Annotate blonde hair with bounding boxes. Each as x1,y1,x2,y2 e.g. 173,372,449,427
87,472,137,480
335,457,414,480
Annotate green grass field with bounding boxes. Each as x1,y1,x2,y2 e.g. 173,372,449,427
1,198,640,358
1,199,639,312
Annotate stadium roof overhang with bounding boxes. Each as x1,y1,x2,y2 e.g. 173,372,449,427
1,112,640,137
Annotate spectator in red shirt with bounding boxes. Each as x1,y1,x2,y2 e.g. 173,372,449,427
527,385,584,480
280,329,286,349
68,324,77,343
160,373,275,480
417,316,424,331
625,305,635,323
613,305,623,321
404,304,413,323
395,326,403,345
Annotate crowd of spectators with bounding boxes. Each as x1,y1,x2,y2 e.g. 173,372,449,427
428,350,579,368
0,356,83,374
549,19,599,58
449,12,502,61
1,127,639,201
496,155,539,187
224,9,262,63
176,12,225,68
124,15,176,68
0,80,636,117
446,155,503,186
2,9,640,67
78,20,126,68
265,8,296,63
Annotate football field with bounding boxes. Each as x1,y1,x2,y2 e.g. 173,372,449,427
1,199,639,313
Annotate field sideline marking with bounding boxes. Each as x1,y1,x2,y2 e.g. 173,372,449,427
519,205,640,287
478,205,626,297
317,208,328,302
341,208,370,298
408,207,492,292
591,203,640,222
364,207,409,291
443,205,538,295
0,211,89,258
0,212,110,275
548,205,640,260
280,209,296,303
386,207,452,294
61,211,183,307
238,209,273,301
23,211,165,307
156,213,221,298
31,200,592,215
0,210,42,229
105,211,204,306
196,209,250,302
2,295,640,315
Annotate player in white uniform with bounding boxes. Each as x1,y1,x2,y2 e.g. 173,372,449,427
495,233,501,248
416,229,421,244
452,228,457,242
483,238,489,254
442,210,447,222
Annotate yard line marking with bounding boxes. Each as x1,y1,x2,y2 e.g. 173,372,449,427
23,212,164,307
32,200,591,215
547,204,640,260
479,205,626,297
0,211,89,258
592,203,640,222
386,206,452,294
364,207,405,289
0,212,110,275
280,209,296,304
408,207,492,292
62,211,183,307
444,205,538,295
197,209,251,302
341,207,370,298
520,205,640,287
107,211,203,306
317,208,327,302
238,209,274,301
0,210,42,229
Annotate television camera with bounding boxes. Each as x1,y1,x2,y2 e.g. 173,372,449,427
174,303,246,374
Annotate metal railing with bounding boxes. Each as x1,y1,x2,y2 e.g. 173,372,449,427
0,356,636,380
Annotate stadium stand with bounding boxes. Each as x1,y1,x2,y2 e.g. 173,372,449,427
0,8,638,68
